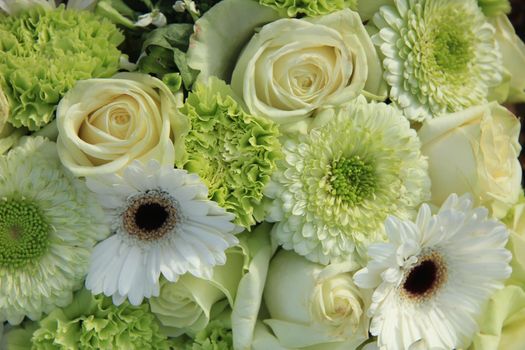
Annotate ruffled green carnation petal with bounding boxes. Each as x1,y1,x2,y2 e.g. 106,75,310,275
259,0,357,17
176,77,281,229
372,0,502,121
265,96,430,265
478,0,511,17
0,137,109,325
0,5,124,130
30,289,171,350
173,309,234,350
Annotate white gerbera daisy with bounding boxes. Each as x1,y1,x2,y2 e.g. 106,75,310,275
354,193,512,350
373,0,502,121
0,137,108,325
85,160,240,306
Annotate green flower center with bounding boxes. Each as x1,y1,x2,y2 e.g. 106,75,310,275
329,156,376,205
0,199,50,268
432,26,473,73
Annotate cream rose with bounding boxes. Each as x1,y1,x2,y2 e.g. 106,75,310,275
229,9,386,132
418,102,521,218
262,250,369,349
57,72,187,176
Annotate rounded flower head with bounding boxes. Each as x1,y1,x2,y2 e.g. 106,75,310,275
373,0,503,121
85,160,240,306
177,77,281,229
354,194,512,350
57,72,186,177
265,96,430,265
29,289,171,349
0,5,123,130
0,137,108,325
258,0,357,17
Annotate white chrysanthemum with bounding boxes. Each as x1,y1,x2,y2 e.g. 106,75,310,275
354,194,512,350
265,96,430,265
85,160,240,306
373,0,503,121
0,137,108,325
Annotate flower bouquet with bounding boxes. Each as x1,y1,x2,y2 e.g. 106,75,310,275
0,0,524,349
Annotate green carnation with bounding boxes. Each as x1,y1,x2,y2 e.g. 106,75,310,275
29,289,171,350
173,311,234,350
0,5,124,130
259,0,357,17
176,77,281,229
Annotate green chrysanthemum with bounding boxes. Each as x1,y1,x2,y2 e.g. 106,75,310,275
0,5,123,130
259,0,357,17
265,96,430,265
176,77,281,229
372,0,503,121
28,289,171,350
0,137,108,325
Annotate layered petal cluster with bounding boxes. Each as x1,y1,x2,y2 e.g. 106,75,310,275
0,137,108,324
0,5,123,130
354,194,512,349
265,96,430,265
258,0,357,17
372,0,503,121
85,160,240,306
177,77,281,228
29,289,171,350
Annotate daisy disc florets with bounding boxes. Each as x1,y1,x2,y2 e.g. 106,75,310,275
354,193,512,349
265,96,430,265
373,0,503,121
85,160,240,306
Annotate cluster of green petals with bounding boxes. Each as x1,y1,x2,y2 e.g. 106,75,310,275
28,289,171,350
265,96,430,265
174,311,234,350
372,0,502,121
0,5,124,130
259,0,357,17
176,77,281,229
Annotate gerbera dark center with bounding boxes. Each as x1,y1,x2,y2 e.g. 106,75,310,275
401,252,447,302
330,156,376,205
0,199,50,268
123,191,178,241
135,203,168,231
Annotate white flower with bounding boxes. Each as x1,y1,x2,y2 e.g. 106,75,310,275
85,160,240,306
372,0,502,121
354,194,512,350
0,137,108,325
265,96,429,265
135,10,167,28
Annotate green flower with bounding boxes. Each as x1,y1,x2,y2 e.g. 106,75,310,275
259,0,357,17
265,96,430,265
27,289,171,349
173,309,234,350
0,5,123,130
0,137,108,325
372,0,503,121
478,0,511,17
176,77,281,229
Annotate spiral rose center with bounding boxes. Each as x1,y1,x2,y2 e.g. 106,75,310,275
123,190,178,241
401,251,447,302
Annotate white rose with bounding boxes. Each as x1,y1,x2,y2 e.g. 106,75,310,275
262,250,369,349
418,102,521,218
57,72,187,176
231,9,386,132
490,15,525,103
